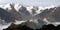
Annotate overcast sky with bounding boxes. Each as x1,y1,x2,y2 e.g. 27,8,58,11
0,0,60,7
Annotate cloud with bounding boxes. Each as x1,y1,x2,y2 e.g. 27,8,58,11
0,0,60,7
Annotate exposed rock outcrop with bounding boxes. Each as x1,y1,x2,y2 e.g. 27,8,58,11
3,23,33,30
3,23,60,30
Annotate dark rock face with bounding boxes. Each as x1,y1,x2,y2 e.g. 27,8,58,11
19,6,30,16
36,24,60,30
0,8,15,23
3,23,33,30
37,24,56,30
56,25,60,30
3,23,60,30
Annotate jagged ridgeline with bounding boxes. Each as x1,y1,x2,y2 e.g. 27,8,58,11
0,4,60,23
3,23,60,30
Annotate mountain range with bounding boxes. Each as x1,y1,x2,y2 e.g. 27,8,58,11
0,4,60,29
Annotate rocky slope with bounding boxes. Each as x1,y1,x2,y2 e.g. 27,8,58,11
3,23,60,30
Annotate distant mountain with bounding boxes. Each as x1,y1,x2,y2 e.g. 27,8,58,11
0,3,60,23
0,4,44,23
35,6,60,22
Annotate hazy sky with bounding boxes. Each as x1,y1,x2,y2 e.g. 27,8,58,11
0,0,60,7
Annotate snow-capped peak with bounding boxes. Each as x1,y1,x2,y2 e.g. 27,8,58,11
3,4,12,10
14,4,22,12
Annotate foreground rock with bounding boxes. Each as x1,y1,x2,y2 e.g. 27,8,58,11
3,23,60,30
36,24,60,30
3,23,33,30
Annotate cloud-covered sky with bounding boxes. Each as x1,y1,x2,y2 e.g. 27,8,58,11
0,0,60,7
